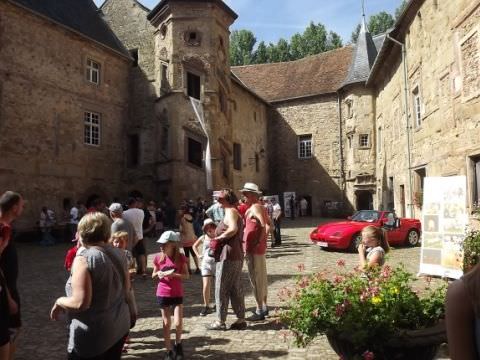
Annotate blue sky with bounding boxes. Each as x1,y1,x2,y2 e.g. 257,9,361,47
95,0,402,44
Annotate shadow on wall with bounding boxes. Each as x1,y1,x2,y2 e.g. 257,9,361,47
267,106,354,217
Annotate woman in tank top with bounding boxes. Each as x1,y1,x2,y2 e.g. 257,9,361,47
206,189,246,331
50,212,132,360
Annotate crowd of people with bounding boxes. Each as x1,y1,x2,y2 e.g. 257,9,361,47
1,186,476,359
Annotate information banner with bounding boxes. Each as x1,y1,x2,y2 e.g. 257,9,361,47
283,192,295,218
419,176,467,279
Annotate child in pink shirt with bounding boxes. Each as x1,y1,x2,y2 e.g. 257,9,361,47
152,231,189,360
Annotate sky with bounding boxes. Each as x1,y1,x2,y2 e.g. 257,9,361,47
95,0,402,44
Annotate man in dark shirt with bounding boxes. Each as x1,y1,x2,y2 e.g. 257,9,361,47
0,191,25,358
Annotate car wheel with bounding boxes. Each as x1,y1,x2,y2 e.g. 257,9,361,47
349,233,362,252
406,229,419,247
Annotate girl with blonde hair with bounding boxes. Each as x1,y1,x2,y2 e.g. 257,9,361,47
358,225,389,268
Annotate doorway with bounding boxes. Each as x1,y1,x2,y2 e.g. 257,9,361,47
356,191,373,210
399,185,405,217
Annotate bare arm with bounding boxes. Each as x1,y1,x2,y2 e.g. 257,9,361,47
446,280,477,360
192,237,203,258
358,244,382,268
217,208,238,240
250,204,271,236
51,256,92,319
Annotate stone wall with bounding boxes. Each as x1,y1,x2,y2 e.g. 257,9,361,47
0,2,130,229
373,0,480,219
268,94,343,216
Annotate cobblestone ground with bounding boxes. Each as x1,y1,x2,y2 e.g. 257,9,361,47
14,218,450,359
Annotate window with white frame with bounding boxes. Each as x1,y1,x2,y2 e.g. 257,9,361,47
86,59,100,84
359,134,369,148
84,111,101,146
412,86,422,127
298,135,313,159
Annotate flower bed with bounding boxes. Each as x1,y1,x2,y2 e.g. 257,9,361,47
280,262,446,359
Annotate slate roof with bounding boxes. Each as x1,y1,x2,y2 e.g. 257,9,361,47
342,18,383,87
231,46,354,103
147,0,238,21
8,0,130,58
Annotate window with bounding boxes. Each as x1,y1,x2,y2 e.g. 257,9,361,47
187,72,201,99
377,127,382,153
84,111,101,146
86,59,100,84
160,24,167,39
161,63,168,89
222,152,229,178
253,111,257,122
412,86,422,127
187,137,202,167
130,49,138,67
414,168,426,192
346,99,353,118
127,134,139,167
255,152,260,172
473,157,480,206
359,134,369,148
233,143,242,170
184,31,201,46
298,135,313,159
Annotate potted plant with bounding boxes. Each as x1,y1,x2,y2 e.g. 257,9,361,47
462,229,480,272
280,262,446,360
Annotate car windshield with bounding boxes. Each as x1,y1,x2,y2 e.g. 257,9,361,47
351,210,380,223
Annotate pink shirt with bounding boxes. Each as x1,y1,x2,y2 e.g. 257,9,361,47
153,253,187,297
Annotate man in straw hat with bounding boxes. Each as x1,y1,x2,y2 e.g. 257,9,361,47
239,183,270,321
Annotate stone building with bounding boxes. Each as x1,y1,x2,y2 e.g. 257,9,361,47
367,0,480,218
101,0,270,205
0,0,131,229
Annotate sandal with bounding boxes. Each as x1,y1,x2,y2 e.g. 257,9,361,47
206,321,226,331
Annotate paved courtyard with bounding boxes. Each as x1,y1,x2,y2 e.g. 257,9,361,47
14,218,449,359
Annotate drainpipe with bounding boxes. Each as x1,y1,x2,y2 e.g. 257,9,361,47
337,91,346,205
387,34,414,218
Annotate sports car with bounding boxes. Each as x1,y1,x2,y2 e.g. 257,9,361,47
310,210,421,251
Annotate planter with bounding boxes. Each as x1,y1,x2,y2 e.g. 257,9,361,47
327,321,446,360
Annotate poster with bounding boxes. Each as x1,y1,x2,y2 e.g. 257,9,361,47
283,192,296,218
262,195,280,205
419,176,467,279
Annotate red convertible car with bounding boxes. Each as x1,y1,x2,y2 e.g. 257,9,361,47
310,210,422,251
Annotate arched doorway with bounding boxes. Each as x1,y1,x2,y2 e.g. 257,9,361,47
356,191,373,210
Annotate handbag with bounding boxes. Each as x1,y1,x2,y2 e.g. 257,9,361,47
208,238,225,262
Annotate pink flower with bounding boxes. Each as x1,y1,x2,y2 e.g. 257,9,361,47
297,263,306,272
336,259,346,267
381,265,392,278
335,304,345,317
363,350,375,360
334,275,344,284
298,276,310,288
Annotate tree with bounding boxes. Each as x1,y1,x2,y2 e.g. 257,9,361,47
302,22,328,56
276,38,290,62
395,0,408,20
230,30,256,66
290,33,306,60
266,42,280,63
327,31,343,50
350,12,395,43
253,41,268,64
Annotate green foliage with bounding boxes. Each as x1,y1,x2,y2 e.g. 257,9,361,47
462,230,480,271
229,29,256,66
350,12,395,43
280,264,446,351
395,0,409,20
229,22,343,66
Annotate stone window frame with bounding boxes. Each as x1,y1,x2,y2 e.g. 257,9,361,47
467,152,480,211
459,26,480,102
84,111,101,147
86,58,101,85
184,130,205,170
184,67,203,100
358,133,370,149
412,85,423,128
298,134,313,159
184,30,202,46
160,61,169,90
233,143,242,171
345,97,354,119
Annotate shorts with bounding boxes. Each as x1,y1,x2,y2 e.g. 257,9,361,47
183,246,196,258
201,259,216,277
132,239,146,257
157,296,183,308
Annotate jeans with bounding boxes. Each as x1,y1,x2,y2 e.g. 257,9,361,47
273,219,281,245
40,228,55,246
